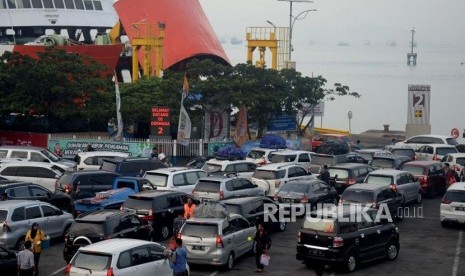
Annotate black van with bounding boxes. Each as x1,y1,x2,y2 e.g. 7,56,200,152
101,157,166,177
121,190,190,240
296,207,400,272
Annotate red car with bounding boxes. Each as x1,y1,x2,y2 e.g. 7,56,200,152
311,134,352,151
400,161,447,198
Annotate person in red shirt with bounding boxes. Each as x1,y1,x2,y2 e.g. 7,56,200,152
183,197,196,219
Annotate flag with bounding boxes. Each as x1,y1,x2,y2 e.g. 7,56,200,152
177,75,191,146
234,104,248,147
114,72,123,141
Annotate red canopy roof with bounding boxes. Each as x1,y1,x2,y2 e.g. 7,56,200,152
114,0,230,70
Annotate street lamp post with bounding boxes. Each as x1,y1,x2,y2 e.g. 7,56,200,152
278,0,315,63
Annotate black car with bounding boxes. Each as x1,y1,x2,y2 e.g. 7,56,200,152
328,163,375,193
121,190,190,240
370,156,412,170
296,207,400,272
0,180,72,211
274,180,339,212
0,243,17,274
63,209,151,262
221,196,287,232
55,170,120,200
101,157,166,177
341,183,404,220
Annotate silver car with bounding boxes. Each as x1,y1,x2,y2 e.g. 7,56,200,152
179,214,256,270
364,169,422,204
193,176,264,201
0,200,74,249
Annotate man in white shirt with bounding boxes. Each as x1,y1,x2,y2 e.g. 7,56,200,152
17,240,35,276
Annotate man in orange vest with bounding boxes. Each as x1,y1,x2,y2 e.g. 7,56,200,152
183,197,196,219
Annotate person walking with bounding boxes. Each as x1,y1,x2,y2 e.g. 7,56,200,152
25,223,45,276
183,197,196,219
319,164,330,185
17,240,35,276
168,238,188,276
254,223,272,273
445,163,459,188
150,147,159,159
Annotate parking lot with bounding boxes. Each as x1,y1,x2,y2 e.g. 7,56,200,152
38,196,465,276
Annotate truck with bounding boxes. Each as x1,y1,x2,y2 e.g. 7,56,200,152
73,177,155,216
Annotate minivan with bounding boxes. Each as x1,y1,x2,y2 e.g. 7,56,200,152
0,146,76,171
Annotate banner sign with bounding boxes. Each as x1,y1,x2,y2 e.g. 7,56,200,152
267,115,296,132
151,106,170,136
0,131,48,147
407,85,430,125
204,109,230,140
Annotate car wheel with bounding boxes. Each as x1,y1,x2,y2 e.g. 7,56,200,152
416,193,422,204
225,252,234,270
278,221,287,232
15,236,25,251
159,224,170,240
386,242,399,260
343,252,357,272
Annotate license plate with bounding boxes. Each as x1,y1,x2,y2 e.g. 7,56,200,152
309,249,323,256
283,198,292,203
455,207,465,211
192,245,205,251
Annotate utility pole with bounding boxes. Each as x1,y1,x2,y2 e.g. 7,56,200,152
407,28,417,66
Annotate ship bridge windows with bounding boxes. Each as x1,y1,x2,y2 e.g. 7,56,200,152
92,0,101,10
74,0,83,9
83,0,93,10
53,0,64,8
43,0,53,8
64,0,73,8
6,0,16,8
31,0,42,8
17,0,32,8
0,0,6,9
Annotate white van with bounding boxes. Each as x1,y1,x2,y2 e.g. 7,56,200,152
143,167,207,194
268,150,312,172
0,146,76,171
75,151,130,170
0,161,64,191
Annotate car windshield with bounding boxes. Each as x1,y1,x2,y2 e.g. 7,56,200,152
270,154,296,163
328,169,349,179
202,163,222,173
302,217,335,233
456,158,465,167
41,149,61,162
401,165,426,175
365,175,393,185
278,183,309,194
247,150,266,159
443,191,465,203
371,159,394,168
70,222,106,236
391,149,415,158
0,210,7,222
252,169,285,180
195,180,220,193
310,155,334,165
437,147,457,156
144,173,168,187
182,222,218,238
342,190,374,203
72,252,111,271
446,138,458,146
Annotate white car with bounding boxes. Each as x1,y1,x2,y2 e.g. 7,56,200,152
0,161,64,191
415,144,457,161
251,163,316,196
396,134,458,150
143,167,207,194
268,150,312,172
245,147,280,165
66,239,189,276
76,151,129,170
0,145,76,171
201,159,257,179
440,182,465,227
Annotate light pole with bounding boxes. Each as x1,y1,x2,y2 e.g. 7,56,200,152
278,0,315,62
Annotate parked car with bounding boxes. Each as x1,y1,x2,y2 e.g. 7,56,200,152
384,145,417,160
296,206,400,272
363,169,422,205
221,196,287,232
66,239,187,276
179,213,256,270
340,153,370,164
309,153,349,176
63,209,151,262
370,155,412,170
0,180,72,211
340,183,404,221
274,180,339,212
442,153,465,180
186,156,214,169
55,170,120,200
440,182,465,227
101,157,166,177
246,147,280,165
0,161,64,191
75,151,129,170
0,243,17,274
0,200,74,249
396,134,458,150
401,161,447,198
193,175,264,201
121,190,190,240
143,167,207,194
201,158,257,179
328,163,375,193
269,150,312,171
0,145,76,171
311,134,352,152
250,163,316,196
415,144,458,161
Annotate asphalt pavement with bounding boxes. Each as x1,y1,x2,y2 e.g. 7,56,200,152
38,197,465,276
